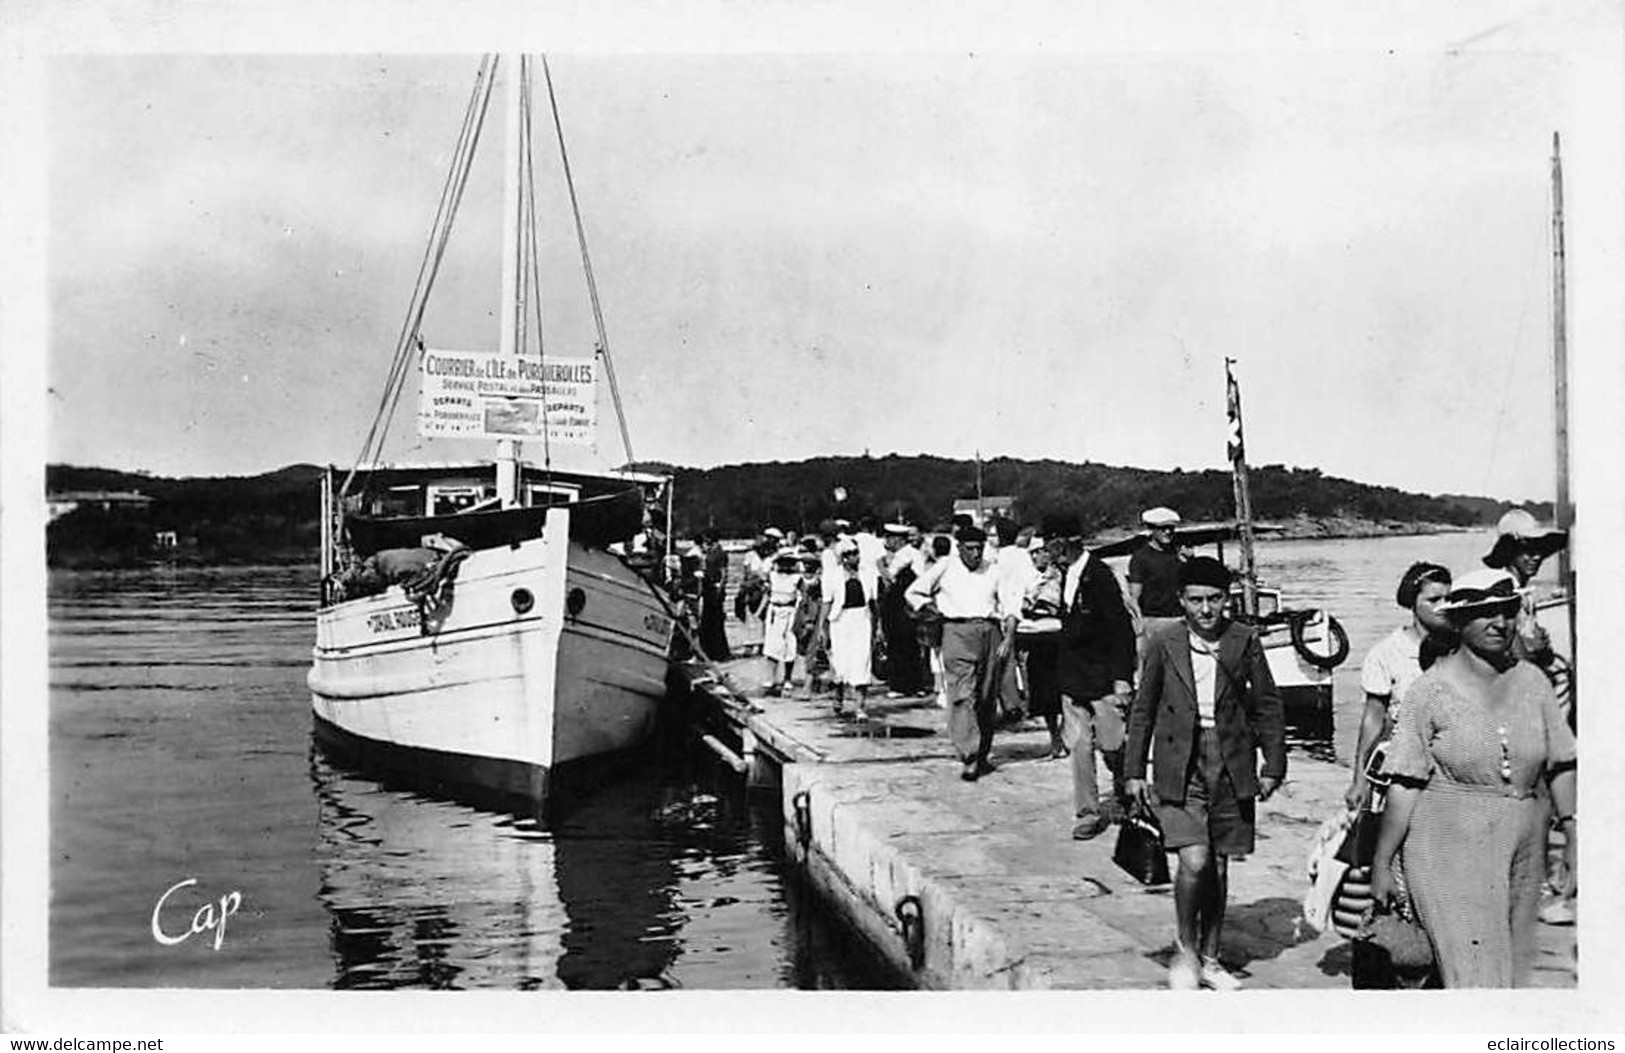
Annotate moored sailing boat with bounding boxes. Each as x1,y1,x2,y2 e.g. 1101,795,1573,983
308,55,675,814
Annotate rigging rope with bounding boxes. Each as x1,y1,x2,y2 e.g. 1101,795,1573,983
343,54,499,499
372,62,498,479
521,59,554,474
542,54,635,468
346,57,489,492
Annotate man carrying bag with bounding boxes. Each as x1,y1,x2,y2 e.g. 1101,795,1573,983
1122,556,1286,991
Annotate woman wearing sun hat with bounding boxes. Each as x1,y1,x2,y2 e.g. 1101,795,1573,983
1483,509,1571,706
1369,568,1577,987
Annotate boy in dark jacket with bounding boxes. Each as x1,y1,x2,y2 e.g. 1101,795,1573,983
1123,556,1285,991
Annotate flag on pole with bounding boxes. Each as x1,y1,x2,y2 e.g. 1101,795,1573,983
1225,359,1246,466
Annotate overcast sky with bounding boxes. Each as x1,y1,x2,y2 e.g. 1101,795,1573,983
37,28,1601,502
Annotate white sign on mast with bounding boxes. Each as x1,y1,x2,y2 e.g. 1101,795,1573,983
418,349,596,445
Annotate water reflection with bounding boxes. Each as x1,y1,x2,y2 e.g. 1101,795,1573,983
312,750,677,989
309,743,902,990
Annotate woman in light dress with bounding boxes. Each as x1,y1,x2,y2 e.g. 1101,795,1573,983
760,550,803,697
820,538,880,720
1344,561,1454,810
1370,569,1577,988
1337,561,1451,987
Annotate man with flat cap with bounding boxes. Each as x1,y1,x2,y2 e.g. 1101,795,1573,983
1129,506,1185,620
1123,555,1285,990
906,524,1014,781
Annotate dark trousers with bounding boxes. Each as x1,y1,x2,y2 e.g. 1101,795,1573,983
882,595,927,693
699,585,731,661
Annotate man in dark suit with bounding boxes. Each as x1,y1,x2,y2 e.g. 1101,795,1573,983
1053,517,1139,840
1123,556,1285,991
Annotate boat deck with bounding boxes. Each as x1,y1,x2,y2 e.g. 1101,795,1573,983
686,652,1579,991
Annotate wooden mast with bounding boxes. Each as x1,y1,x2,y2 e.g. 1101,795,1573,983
495,54,526,508
975,450,985,525
1551,132,1577,681
1225,358,1259,617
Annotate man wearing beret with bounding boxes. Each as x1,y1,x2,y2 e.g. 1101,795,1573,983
1123,555,1286,990
1052,517,1139,841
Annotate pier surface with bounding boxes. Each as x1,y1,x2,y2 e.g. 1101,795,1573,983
692,655,1579,991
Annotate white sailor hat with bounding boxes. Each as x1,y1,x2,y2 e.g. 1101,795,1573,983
882,523,911,536
762,526,785,539
1141,507,1182,528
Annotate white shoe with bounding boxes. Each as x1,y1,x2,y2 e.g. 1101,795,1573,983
1199,957,1243,990
1167,955,1200,990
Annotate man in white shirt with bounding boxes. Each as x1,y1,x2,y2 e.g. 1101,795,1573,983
906,525,1015,781
853,515,888,579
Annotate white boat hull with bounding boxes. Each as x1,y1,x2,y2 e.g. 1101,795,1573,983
1256,611,1336,708
309,507,674,811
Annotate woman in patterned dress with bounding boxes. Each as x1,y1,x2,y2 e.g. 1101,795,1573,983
1370,569,1577,987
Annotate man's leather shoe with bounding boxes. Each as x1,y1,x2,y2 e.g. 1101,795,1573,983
1072,814,1109,840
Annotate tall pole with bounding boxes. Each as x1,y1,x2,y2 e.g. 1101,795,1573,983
495,54,525,507
975,450,985,525
1551,132,1577,681
1225,358,1258,617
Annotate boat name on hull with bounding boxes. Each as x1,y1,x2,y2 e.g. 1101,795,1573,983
368,606,422,634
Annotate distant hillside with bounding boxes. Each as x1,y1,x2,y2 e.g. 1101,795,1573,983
47,463,324,567
663,455,1517,538
46,457,1537,567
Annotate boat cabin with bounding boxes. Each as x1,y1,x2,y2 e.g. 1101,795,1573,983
319,461,669,604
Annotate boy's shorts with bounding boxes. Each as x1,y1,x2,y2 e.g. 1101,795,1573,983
1155,726,1255,857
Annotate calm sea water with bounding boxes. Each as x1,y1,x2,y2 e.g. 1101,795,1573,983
49,531,1550,988
48,563,893,989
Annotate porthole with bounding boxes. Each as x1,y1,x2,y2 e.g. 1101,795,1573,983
511,588,535,615
566,587,587,618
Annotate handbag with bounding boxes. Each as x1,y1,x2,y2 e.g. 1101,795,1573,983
1356,905,1434,976
1112,807,1172,886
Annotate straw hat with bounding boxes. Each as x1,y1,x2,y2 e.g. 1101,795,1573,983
1434,568,1526,615
1483,509,1568,568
